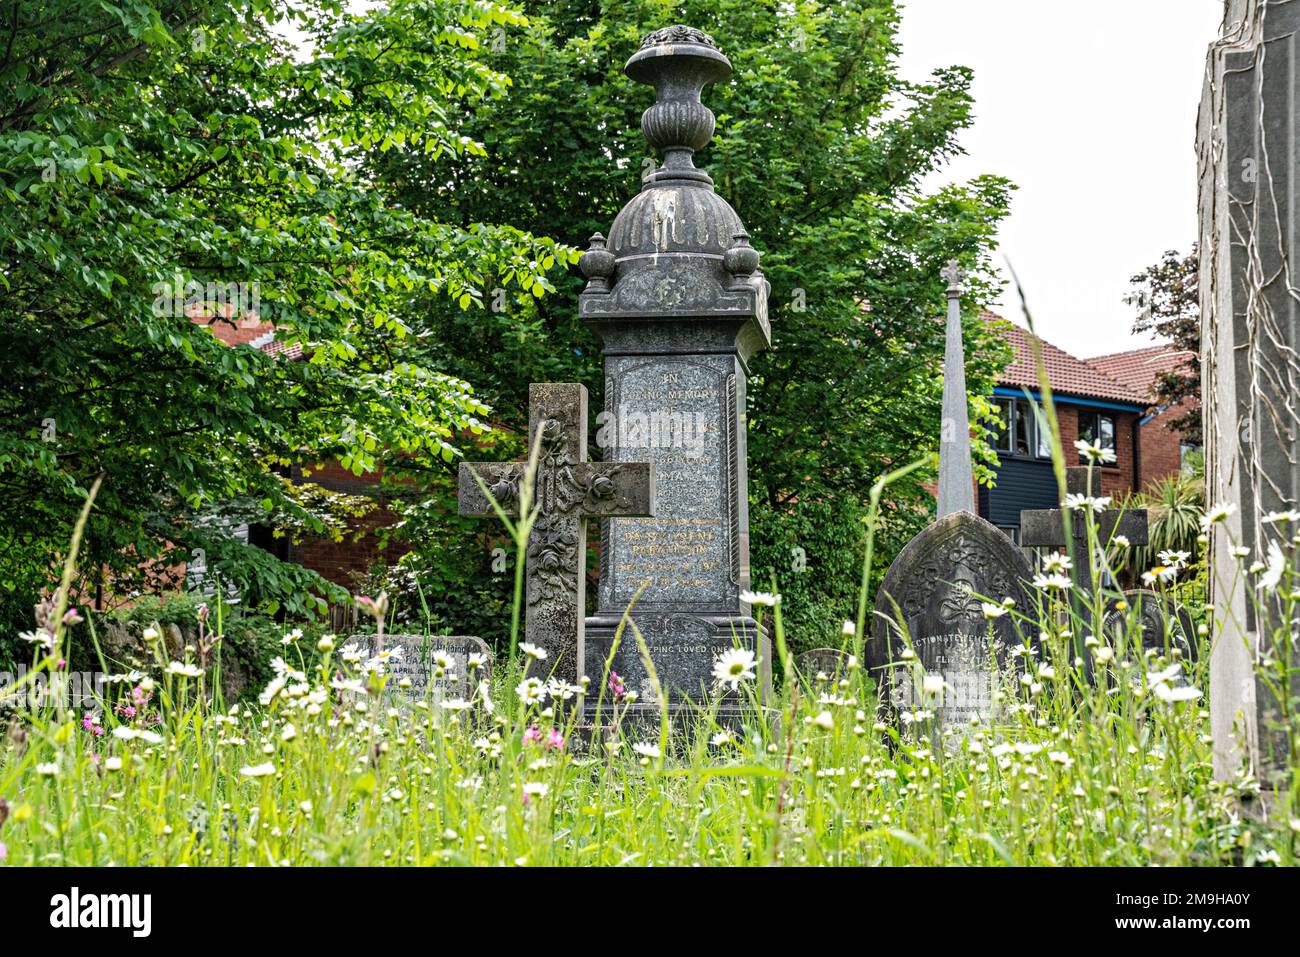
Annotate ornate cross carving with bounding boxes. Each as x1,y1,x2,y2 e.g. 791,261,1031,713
458,383,655,684
940,259,965,296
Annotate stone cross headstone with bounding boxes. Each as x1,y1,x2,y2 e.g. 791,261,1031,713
1020,466,1149,599
577,25,773,723
938,260,975,517
359,634,492,706
870,511,1034,737
458,383,654,685
1200,0,1300,805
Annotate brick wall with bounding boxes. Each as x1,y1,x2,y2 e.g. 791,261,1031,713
1138,398,1198,490
290,461,408,591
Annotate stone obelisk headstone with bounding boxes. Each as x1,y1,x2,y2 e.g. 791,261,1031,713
1200,0,1300,809
869,264,1033,738
578,25,772,720
459,383,654,685
937,260,974,518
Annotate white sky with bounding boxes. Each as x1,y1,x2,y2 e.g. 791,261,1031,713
897,0,1224,358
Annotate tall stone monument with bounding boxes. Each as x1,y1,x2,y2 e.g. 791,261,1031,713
578,25,772,719
1200,0,1300,808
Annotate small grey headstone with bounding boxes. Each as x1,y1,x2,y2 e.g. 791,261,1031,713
796,648,850,683
356,634,492,705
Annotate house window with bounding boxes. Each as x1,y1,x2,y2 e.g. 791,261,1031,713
992,395,1051,459
1077,412,1116,463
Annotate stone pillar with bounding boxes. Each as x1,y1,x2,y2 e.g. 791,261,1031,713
578,25,772,720
1200,0,1300,807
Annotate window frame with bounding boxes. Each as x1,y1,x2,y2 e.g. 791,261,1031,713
1077,411,1118,465
991,395,1053,462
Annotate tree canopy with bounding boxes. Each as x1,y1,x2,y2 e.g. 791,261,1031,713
0,0,574,651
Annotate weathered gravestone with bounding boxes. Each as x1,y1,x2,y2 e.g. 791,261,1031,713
357,634,492,706
1200,0,1300,806
869,263,1034,735
459,383,655,685
1101,591,1198,662
870,512,1033,734
577,26,773,723
795,648,851,685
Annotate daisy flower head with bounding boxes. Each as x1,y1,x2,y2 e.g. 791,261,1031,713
515,676,547,706
519,642,548,661
712,647,758,690
1153,683,1202,704
740,590,781,608
1202,504,1236,531
1157,549,1191,570
808,710,835,730
1074,439,1116,465
1041,552,1073,575
1032,573,1072,592
1263,509,1300,526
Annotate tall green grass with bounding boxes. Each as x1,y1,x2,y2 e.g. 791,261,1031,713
0,454,1295,867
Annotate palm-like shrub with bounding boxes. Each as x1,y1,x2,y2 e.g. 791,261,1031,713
1111,470,1205,584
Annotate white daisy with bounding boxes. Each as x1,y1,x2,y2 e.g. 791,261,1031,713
519,642,548,661
632,742,661,759
1153,683,1202,703
711,647,758,690
1259,540,1286,592
1074,439,1116,464
515,676,547,706
1032,573,1072,592
1041,552,1073,574
239,762,276,777
740,590,780,607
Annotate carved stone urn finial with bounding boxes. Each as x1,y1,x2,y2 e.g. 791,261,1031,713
579,232,616,292
625,24,732,187
724,230,760,279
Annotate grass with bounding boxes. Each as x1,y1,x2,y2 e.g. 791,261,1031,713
0,457,1297,867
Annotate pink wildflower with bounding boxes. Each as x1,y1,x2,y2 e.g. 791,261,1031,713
522,724,542,745
609,671,627,703
545,728,565,751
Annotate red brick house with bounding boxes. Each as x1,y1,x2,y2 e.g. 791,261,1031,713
1086,343,1200,487
978,314,1195,542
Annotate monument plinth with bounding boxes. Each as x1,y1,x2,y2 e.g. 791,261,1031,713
580,25,772,720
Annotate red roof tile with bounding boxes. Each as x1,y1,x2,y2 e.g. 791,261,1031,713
983,312,1147,406
1085,344,1196,401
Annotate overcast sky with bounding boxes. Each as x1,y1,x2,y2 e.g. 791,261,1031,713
896,0,1224,358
